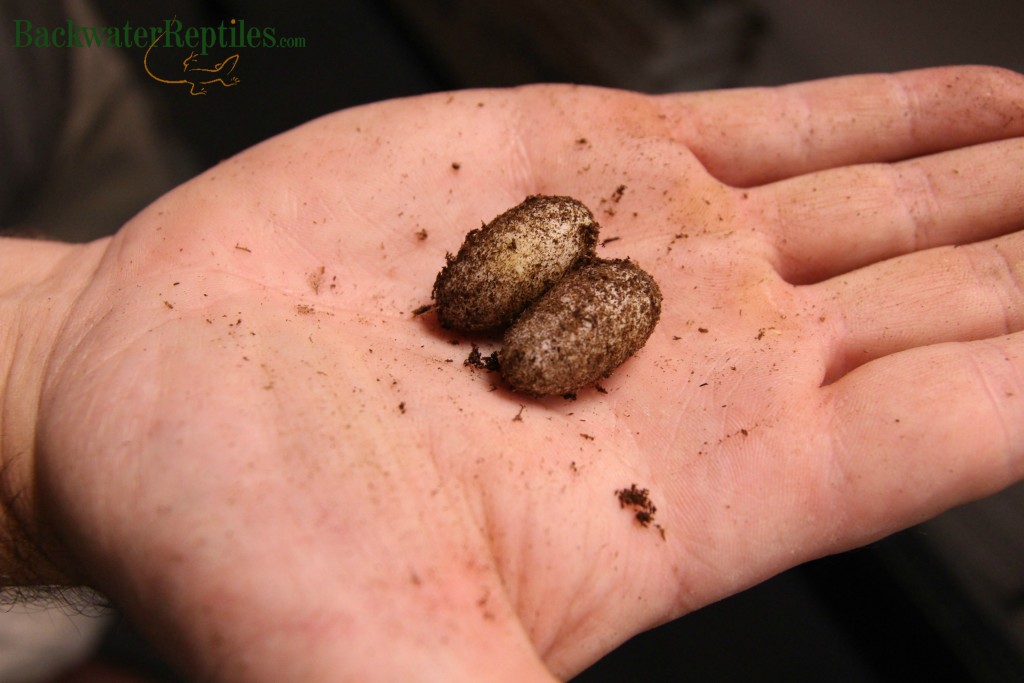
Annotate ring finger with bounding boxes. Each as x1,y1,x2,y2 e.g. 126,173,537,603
810,229,1024,383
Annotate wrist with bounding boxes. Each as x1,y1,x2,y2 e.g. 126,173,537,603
0,237,105,585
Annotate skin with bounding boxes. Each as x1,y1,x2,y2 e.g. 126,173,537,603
2,65,1023,682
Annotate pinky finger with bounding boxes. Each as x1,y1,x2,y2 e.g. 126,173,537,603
823,332,1024,549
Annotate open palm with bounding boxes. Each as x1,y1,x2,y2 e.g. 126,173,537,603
34,66,1024,681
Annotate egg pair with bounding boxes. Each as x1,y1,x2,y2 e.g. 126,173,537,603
432,195,662,396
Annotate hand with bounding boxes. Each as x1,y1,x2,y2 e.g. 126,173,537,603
17,66,1024,681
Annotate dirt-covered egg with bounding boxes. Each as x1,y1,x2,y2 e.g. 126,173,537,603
499,258,662,396
432,195,599,332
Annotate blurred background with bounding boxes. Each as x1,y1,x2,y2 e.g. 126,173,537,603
3,0,1024,680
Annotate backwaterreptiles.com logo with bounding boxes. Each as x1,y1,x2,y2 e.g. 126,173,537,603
12,16,307,95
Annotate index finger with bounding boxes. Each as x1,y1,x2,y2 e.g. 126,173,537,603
658,66,1024,187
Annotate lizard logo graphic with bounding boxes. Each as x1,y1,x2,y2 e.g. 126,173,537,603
143,19,241,95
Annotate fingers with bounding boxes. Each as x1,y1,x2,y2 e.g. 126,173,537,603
659,66,1024,187
759,137,1024,283
813,231,1024,383
823,332,1024,551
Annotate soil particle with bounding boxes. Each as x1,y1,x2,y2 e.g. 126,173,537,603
308,266,326,294
465,345,500,372
615,484,663,538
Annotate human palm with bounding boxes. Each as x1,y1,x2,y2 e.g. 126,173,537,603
34,67,1024,681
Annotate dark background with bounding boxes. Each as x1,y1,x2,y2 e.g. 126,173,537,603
26,0,1024,680
93,0,1024,171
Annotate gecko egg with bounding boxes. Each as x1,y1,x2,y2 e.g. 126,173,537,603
499,258,662,396
432,195,599,332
